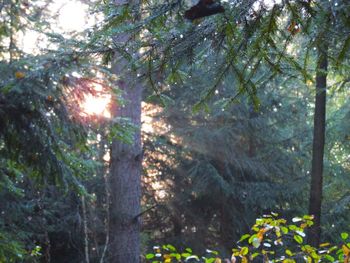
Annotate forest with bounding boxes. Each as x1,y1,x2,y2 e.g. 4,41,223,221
0,0,349,262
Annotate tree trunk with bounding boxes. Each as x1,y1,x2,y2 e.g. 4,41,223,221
307,41,328,247
109,69,142,263
109,0,143,262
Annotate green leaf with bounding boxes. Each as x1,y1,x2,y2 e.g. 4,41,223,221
289,225,298,231
241,247,249,256
165,244,176,252
248,234,257,244
146,253,155,259
341,233,349,240
303,215,314,220
323,254,335,262
294,235,303,244
239,234,251,242
185,248,192,253
181,253,191,258
281,226,289,234
170,253,181,260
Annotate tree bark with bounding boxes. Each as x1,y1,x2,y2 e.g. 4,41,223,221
109,68,142,263
109,0,143,262
307,41,328,247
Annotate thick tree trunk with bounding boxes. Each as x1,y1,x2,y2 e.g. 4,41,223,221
109,1,142,262
109,75,142,262
307,41,328,247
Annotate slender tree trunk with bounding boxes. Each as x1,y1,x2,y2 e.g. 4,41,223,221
307,41,328,247
82,196,90,263
9,2,15,63
109,1,142,261
99,135,110,263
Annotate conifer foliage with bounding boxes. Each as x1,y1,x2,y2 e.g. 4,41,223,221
0,0,349,262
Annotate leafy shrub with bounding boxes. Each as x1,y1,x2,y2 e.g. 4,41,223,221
145,213,350,262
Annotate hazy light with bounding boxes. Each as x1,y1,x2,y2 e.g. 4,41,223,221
56,1,87,32
20,31,42,54
78,80,112,119
80,93,111,119
65,78,113,122
21,0,95,53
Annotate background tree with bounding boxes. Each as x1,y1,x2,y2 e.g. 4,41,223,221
141,62,314,255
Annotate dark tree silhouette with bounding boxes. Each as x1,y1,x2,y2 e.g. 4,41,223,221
307,38,328,248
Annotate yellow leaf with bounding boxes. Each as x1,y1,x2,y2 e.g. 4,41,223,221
257,228,267,241
342,245,350,256
15,71,25,79
241,256,248,263
300,223,307,229
319,242,330,247
276,229,281,237
215,258,222,263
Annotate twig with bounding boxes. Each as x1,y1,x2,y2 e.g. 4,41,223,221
133,204,159,221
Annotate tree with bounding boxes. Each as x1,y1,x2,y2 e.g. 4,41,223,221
0,1,110,261
108,0,143,262
307,0,350,246
307,32,328,247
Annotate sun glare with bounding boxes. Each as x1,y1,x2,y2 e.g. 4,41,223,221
21,0,102,54
56,1,88,32
77,80,112,120
65,78,113,122
80,93,112,119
